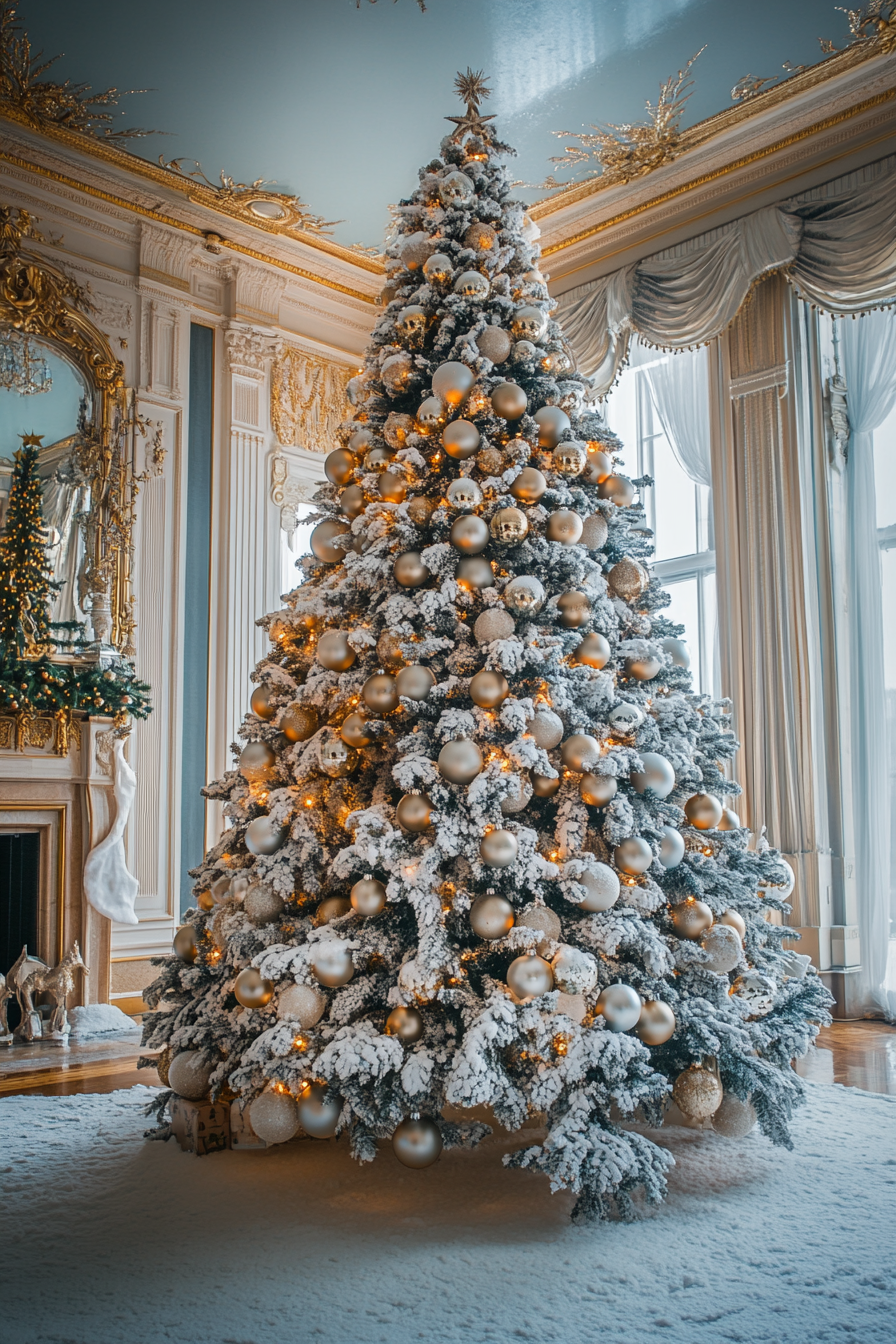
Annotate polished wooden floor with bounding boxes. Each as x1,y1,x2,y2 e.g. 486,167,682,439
1,1019,894,1098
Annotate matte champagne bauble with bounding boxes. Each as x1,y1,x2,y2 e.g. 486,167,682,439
480,828,519,868
598,473,636,507
278,982,327,1026
250,684,275,720
470,893,515,939
659,826,686,869
417,396,445,430
438,738,483,785
432,360,475,406
684,792,723,830
348,427,375,454
310,940,354,988
719,908,747,940
310,519,351,564
392,1116,443,1168
351,877,387,916
491,381,528,420
173,925,197,962
626,655,662,682
385,1005,424,1042
324,448,356,486
319,733,358,778
454,270,490,298
297,1082,342,1138
634,999,676,1045
701,924,742,973
560,733,600,772
442,419,480,459
396,664,435,701
244,884,285,926
396,792,433,832
249,1091,300,1145
450,514,489,553
614,836,654,875
712,1092,757,1138
456,555,494,589
670,897,714,940
547,510,583,545
476,325,512,363
396,305,427,341
340,484,365,520
573,632,611,668
596,982,642,1032
534,404,570,448
473,608,516,644
167,1051,213,1101
511,305,548,341
316,896,352,925
585,444,613,479
554,442,587,476
490,507,528,544
557,591,591,628
578,863,621,912
580,513,609,550
609,558,649,602
422,252,453,284
469,669,509,708
362,673,399,714
281,704,318,743
504,574,545,616
407,495,437,526
660,635,691,668
378,470,407,504
718,807,741,831
381,351,413,392
501,773,533,814
580,772,617,807
211,874,232,903
240,740,276,781
730,972,776,1016
507,952,554,999
234,967,275,1009
341,713,373,748
630,752,676,799
516,903,561,950
531,772,561,798
393,552,429,588
509,467,547,504
246,816,288,856
316,630,356,671
672,1066,723,1120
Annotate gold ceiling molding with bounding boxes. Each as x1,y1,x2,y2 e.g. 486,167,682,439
271,345,353,455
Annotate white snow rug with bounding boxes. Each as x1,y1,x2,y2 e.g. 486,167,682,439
1,1082,893,1344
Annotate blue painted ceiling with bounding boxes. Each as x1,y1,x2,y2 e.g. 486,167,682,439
23,0,849,247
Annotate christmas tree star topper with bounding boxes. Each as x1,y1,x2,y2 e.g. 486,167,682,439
446,68,496,143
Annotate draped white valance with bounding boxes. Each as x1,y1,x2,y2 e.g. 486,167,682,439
558,154,896,393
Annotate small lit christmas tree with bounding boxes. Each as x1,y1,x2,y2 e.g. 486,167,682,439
0,432,55,657
144,73,831,1220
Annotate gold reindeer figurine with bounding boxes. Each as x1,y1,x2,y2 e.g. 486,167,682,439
15,943,89,1042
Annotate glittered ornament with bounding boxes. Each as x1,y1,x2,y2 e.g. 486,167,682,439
407,496,437,527
433,361,475,406
609,558,649,602
446,477,483,511
701,924,742,973
250,684,275,720
473,608,516,644
476,325,512,363
168,1051,213,1101
580,773,617,807
396,306,427,341
509,467,546,503
598,474,636,507
246,816,288,856
659,826,686,869
631,752,675,799
417,396,446,431
596,982,642,1032
317,630,356,671
491,382,528,420
534,405,570,448
614,836,653,875
573,632,611,668
454,270,490,298
490,507,528,544
234,967,275,1009
470,893,515,939
250,1091,300,1145
243,883,285,926
422,252,453,284
626,655,662,682
362,673,399,715
278,983,327,1026
577,863,621,912
456,555,494,589
547,510,583,545
672,1066,723,1120
385,1005,424,1042
511,306,547,341
384,411,416,449
517,903,561,950
507,952,553,1000
719,908,747,940
396,792,433,832
557,591,591,628
351,878,387,916
480,828,518,867
712,1092,757,1138
378,471,406,504
684,793,723,830
310,940,354,988
464,220,497,251
393,552,429,588
730,972,776,1017
469,669,509,707
477,445,505,475
634,1000,676,1045
442,420,480,460
660,636,690,668
530,708,563,749
240,740,276,781
439,169,474,204
451,514,489,554
501,773,533,814
341,713,373,748
504,574,545,616
554,442,587,476
392,1116,442,1168
297,1082,342,1138
580,513,609,550
324,448,356,486
396,664,435,701
173,925,197,962
310,520,351,564
560,733,599,772
281,704,318,743
670,897,714,940
319,732,357,778
438,738,483,785
531,772,561,798
340,485,365,520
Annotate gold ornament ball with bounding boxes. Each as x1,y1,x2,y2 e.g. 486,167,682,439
379,471,407,504
580,772,617,807
451,514,490,554
509,467,547,504
244,884,285,926
297,1082,342,1138
469,669,509,708
173,925,197,963
317,630,356,672
585,444,613,479
278,982,327,1026
470,893,515,939
609,558,649,602
446,477,483,511
250,684,275,721
348,427,374,454
319,733,358,779
598,474,636,507
155,1046,173,1088
324,448,356,486
377,631,406,671
407,495,438,526
557,591,591,628
464,220,497,251
196,889,215,912
340,485,365,520
719,909,747,940
554,442,587,477
417,397,446,431
456,555,494,589
365,446,394,473
422,252,453,285
396,793,433,832
249,1091,300,1145
580,513,609,550
310,940,354,988
473,608,516,644
433,361,475,406
310,519,351,564
385,1005,424,1042
511,305,548,341
442,420,480,460
534,405,570,448
547,510,583,545
396,305,427,341
516,903,561,950
341,713,373,748
362,673,399,715
672,1066,723,1121
438,738,483,785
507,952,554,1000
392,1116,443,1168
167,1051,213,1101
490,507,528,544
670,897,714,940
394,552,429,588
240,739,276,781
234,967,275,1010
351,878,387,916
504,574,545,616
396,665,435,701
454,270,490,298
596,982,642,1032
634,1000,676,1045
531,772,561,798
573,632,611,669
560,733,599,772
476,325,512,363
281,704,318,743
614,837,654,875
316,896,352,925
718,807,741,831
684,793,724,830
381,352,413,392
480,828,519,868
246,816,288,856
630,752,675,799
491,381,528,420
626,655,662,682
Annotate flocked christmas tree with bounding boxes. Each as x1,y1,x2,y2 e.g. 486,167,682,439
144,72,831,1220
0,432,55,656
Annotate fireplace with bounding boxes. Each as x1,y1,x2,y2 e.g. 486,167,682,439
0,831,40,1029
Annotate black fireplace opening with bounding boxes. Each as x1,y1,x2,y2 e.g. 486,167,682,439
1,831,41,1030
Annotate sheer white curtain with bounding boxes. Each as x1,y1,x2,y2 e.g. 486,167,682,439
838,310,896,1019
641,346,712,488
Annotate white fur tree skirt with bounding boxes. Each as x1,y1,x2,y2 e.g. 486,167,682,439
1,1082,893,1344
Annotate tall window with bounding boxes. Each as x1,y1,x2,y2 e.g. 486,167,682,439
604,343,717,695
872,403,896,959
280,502,315,597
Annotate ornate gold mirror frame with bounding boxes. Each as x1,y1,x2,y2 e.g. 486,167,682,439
0,204,163,656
